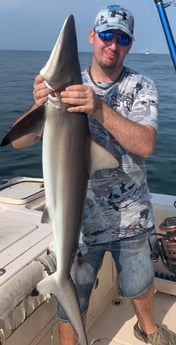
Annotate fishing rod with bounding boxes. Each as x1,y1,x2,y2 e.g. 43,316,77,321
154,0,176,70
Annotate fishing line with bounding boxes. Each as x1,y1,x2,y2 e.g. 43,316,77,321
149,0,167,39
164,1,176,8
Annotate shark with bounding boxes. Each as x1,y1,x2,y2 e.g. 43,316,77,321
1,15,119,345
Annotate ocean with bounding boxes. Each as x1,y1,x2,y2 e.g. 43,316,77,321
0,50,175,195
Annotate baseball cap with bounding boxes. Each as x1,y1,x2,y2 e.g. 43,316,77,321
94,4,134,39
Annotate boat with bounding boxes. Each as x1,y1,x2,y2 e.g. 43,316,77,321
1,1,176,345
0,176,176,345
144,49,151,55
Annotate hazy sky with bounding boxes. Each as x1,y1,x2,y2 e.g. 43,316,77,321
0,0,175,53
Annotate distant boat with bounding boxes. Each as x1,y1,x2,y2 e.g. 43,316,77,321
141,49,152,55
144,48,151,55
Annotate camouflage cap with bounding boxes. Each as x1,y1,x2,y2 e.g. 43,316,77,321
94,4,134,39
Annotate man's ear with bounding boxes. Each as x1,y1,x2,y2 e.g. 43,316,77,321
89,30,96,45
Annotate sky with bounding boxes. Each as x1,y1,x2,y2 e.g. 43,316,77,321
0,0,175,54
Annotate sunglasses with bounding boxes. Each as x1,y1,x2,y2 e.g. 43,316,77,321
97,31,132,47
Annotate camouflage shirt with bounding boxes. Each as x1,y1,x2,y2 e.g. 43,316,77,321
80,66,158,245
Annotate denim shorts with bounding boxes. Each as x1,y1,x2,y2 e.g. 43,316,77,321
57,231,155,322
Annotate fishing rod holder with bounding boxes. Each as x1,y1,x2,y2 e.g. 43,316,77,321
149,216,176,274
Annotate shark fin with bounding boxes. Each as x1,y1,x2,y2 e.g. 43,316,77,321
41,206,50,224
1,105,45,147
89,140,119,176
36,272,88,345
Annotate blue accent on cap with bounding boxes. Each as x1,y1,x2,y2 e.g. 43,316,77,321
94,4,134,39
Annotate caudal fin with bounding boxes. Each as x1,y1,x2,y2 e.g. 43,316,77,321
37,273,88,345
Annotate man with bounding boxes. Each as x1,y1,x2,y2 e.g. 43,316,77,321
12,4,176,345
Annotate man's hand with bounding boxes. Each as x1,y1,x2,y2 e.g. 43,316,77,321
33,74,51,106
60,84,102,117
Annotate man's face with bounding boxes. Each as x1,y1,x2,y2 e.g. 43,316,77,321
89,29,132,72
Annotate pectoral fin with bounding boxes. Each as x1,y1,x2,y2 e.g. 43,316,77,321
1,105,45,147
89,140,120,176
41,206,50,224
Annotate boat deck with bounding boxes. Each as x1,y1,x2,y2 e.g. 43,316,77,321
87,290,176,345
0,178,176,345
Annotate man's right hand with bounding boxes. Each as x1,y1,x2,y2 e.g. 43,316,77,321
33,74,51,106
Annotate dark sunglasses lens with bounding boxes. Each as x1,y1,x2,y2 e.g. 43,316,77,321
98,31,114,41
117,34,131,46
98,31,131,46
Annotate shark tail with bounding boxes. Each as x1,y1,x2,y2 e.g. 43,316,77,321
37,273,88,345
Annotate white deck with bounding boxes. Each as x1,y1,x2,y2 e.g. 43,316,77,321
0,177,176,345
3,253,176,345
87,289,176,345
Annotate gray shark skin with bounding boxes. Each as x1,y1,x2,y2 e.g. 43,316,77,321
1,15,119,345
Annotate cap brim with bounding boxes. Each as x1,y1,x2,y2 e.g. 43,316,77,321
95,23,134,39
